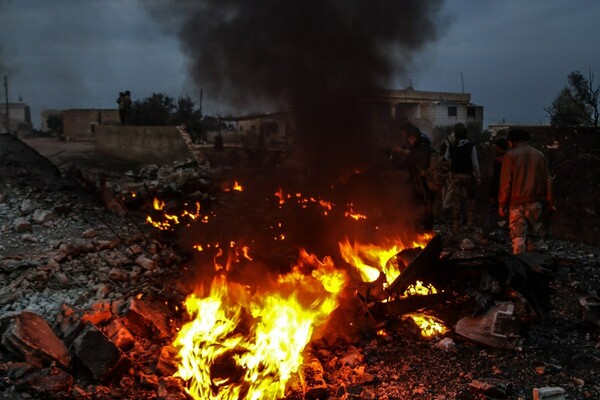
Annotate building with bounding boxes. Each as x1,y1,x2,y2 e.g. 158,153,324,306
40,110,64,133
225,112,291,148
0,102,33,136
62,109,120,141
360,87,484,143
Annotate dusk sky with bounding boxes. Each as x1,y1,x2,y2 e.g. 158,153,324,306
1,0,599,129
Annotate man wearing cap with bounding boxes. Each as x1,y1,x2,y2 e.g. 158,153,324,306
498,128,557,254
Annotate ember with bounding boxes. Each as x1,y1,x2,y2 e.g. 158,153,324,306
142,176,448,398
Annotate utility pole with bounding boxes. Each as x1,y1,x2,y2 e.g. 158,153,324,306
460,72,465,93
199,89,203,118
3,76,9,134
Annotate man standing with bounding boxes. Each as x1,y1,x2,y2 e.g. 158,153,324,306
392,122,435,231
439,124,457,213
444,123,481,233
498,128,556,254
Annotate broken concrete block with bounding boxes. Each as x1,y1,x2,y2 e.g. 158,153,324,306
80,301,112,326
72,324,130,382
103,319,135,351
139,372,159,389
135,255,158,271
55,304,86,346
0,311,71,369
13,217,32,233
32,209,54,224
19,199,35,215
156,346,179,377
533,386,566,400
119,297,170,339
82,228,97,238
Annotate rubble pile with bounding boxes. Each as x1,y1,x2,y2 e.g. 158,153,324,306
0,134,599,399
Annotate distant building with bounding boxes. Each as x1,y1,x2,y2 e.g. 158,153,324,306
215,88,483,149
62,109,120,141
40,109,64,133
359,87,484,142
222,112,291,148
0,102,33,136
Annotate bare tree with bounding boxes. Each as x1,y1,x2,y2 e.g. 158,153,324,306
545,69,600,127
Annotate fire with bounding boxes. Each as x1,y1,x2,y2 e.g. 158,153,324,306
339,234,433,285
153,197,165,210
404,280,437,297
404,313,448,337
146,198,203,230
146,183,447,394
233,181,243,191
222,180,244,192
344,203,367,221
274,187,335,216
173,251,347,400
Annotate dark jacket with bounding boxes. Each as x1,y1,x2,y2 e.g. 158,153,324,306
393,134,433,199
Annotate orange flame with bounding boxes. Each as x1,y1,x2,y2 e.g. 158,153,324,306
404,313,448,337
174,254,347,400
339,234,432,285
152,197,165,210
146,198,203,231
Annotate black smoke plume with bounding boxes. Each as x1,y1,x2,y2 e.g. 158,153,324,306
148,0,445,181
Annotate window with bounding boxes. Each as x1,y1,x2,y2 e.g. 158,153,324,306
467,107,476,118
447,106,457,117
263,121,279,135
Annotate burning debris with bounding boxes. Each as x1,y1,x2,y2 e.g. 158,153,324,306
0,131,599,400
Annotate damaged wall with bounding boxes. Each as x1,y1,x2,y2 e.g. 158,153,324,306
63,109,120,141
95,125,195,165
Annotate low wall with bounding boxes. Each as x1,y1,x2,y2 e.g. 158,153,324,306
95,126,194,164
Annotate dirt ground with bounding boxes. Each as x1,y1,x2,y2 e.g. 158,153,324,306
1,133,599,399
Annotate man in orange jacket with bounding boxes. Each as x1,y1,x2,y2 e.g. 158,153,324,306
498,128,557,254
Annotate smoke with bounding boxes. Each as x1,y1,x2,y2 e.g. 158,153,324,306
145,0,446,181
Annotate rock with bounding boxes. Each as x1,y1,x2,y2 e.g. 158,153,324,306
103,319,135,351
156,346,179,377
0,311,71,369
72,324,130,382
119,297,170,339
19,199,36,215
135,255,158,271
32,209,54,224
82,228,97,238
80,302,112,326
13,217,32,233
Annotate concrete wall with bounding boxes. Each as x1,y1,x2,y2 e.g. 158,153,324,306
95,125,194,164
63,109,120,141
